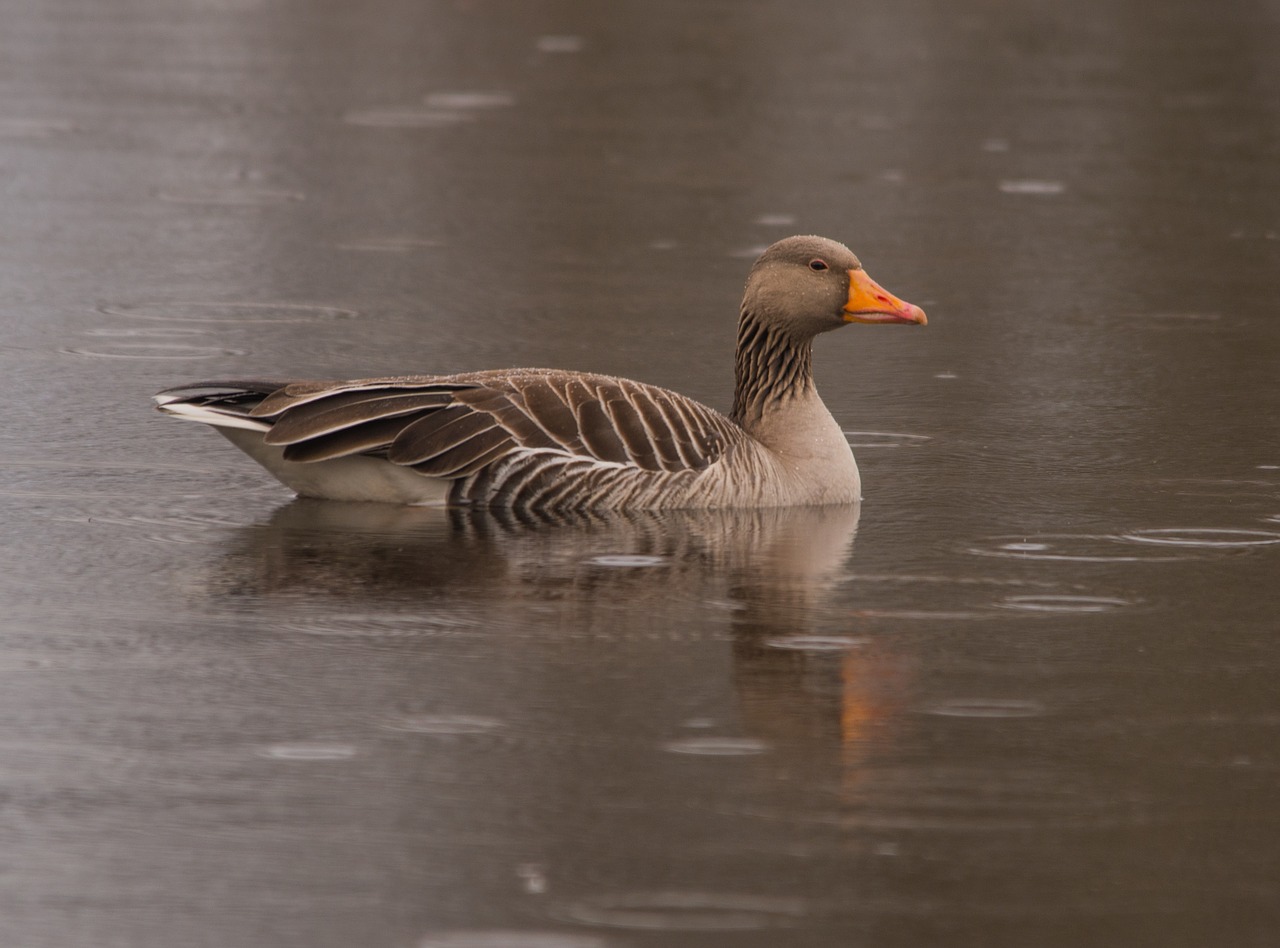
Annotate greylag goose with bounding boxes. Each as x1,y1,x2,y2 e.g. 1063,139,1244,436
154,236,925,510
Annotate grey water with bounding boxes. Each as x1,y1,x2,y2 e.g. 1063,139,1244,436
1,0,1279,946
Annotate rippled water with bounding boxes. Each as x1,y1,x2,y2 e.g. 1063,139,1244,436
1,1,1278,946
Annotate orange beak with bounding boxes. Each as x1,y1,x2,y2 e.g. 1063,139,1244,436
842,268,927,325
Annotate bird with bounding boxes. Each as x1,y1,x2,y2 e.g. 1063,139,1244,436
153,235,925,511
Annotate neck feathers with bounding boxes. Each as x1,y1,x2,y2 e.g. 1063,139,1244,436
731,308,815,427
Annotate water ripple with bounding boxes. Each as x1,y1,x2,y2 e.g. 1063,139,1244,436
61,343,244,360
966,534,1193,562
1118,527,1280,548
663,737,770,757
85,326,212,338
843,430,931,448
856,608,988,620
921,699,1046,719
103,301,358,323
764,635,869,652
380,714,506,735
423,91,516,110
996,595,1133,613
999,179,1065,195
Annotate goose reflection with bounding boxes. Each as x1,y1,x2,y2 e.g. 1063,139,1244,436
209,499,863,609
205,499,907,788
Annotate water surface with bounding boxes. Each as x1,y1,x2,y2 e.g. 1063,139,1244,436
1,1,1278,946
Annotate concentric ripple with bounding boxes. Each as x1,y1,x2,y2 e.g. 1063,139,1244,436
1118,527,1280,548
921,698,1045,718
663,737,769,756
997,594,1133,613
999,179,1065,195
423,91,515,109
84,326,211,338
61,342,244,360
554,891,807,930
856,608,988,620
764,634,869,652
103,301,358,324
843,430,931,448
380,714,506,735
256,743,358,760
966,534,1193,562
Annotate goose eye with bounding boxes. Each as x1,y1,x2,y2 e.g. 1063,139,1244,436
808,259,829,272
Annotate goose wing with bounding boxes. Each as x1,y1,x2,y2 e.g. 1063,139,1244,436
161,371,741,481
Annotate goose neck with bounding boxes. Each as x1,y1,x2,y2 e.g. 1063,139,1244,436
730,309,815,428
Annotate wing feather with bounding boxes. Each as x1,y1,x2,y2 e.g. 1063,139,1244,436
624,387,687,472
605,397,663,470
281,416,411,462
388,405,508,466
263,391,453,445
652,391,717,469
252,378,474,417
452,387,560,449
411,425,515,478
574,396,631,463
161,371,740,501
516,380,586,451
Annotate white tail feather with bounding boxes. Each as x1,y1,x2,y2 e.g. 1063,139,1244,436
153,396,272,433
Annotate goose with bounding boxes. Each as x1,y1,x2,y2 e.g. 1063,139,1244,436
153,235,925,510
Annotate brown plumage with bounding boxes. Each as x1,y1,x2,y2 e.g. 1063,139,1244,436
154,236,925,509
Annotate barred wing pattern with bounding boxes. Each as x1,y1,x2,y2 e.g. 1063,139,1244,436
193,370,752,509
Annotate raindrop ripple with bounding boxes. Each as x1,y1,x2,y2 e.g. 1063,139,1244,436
381,714,506,735
663,737,769,757
922,699,1045,719
764,635,869,652
103,301,358,324
1118,527,1280,548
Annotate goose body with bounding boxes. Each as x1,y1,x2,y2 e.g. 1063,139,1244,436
154,236,925,510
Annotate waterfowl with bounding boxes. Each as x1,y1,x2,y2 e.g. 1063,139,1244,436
154,235,925,510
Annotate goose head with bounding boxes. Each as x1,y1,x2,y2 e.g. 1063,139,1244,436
741,235,927,339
